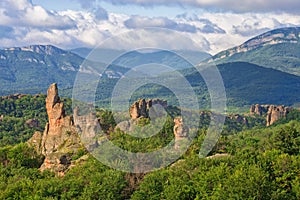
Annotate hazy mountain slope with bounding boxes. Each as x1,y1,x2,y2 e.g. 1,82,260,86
69,62,300,108
217,62,300,105
183,62,300,106
0,45,126,95
210,27,300,75
71,48,211,70
1,44,300,107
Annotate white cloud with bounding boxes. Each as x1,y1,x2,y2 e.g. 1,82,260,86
101,28,210,51
0,0,75,29
98,0,300,14
124,16,198,33
0,0,299,55
72,0,108,20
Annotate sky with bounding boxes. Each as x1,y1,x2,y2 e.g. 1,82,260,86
0,0,300,54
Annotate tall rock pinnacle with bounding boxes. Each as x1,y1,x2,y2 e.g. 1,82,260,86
27,83,84,175
45,83,66,128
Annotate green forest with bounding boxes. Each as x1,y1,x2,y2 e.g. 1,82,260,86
0,95,299,199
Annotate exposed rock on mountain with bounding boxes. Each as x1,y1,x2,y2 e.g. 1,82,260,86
0,45,127,96
73,107,100,151
130,99,147,120
206,153,230,159
250,104,291,126
266,105,291,126
212,27,300,60
25,119,40,128
228,114,248,126
129,99,167,120
173,117,189,150
250,104,269,116
0,93,26,100
28,83,83,175
27,131,43,154
41,83,80,155
116,98,168,133
209,27,300,75
115,120,133,133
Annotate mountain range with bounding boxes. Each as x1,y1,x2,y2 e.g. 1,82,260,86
71,48,211,70
209,27,300,76
0,27,300,107
0,45,127,95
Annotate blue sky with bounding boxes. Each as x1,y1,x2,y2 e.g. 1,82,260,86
33,0,187,17
0,0,300,54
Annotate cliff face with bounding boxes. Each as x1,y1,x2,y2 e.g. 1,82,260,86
250,104,291,126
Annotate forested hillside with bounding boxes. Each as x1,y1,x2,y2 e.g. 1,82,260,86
0,95,299,199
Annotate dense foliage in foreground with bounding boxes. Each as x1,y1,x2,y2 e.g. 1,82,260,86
0,95,299,199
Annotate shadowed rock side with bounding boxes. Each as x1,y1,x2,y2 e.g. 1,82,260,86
250,104,291,126
28,83,84,176
73,107,100,151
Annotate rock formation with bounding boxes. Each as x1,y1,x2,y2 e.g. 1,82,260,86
25,119,40,128
116,98,168,132
1,93,26,100
228,114,248,125
206,153,230,159
129,99,167,120
173,117,189,149
249,104,269,116
250,104,291,126
266,105,290,126
28,83,83,176
73,107,99,151
40,83,81,156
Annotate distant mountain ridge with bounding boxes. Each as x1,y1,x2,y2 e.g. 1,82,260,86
71,48,211,70
4,45,66,55
1,26,300,107
0,45,125,95
209,27,300,75
184,62,300,107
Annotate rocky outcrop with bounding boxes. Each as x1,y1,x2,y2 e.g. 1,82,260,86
1,93,26,100
229,114,248,125
25,119,40,128
73,107,99,151
27,131,43,153
28,83,83,176
249,104,269,116
173,117,189,149
41,152,73,177
129,99,167,120
40,83,81,156
250,104,291,126
115,120,133,132
266,105,290,126
206,153,230,159
116,98,168,133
